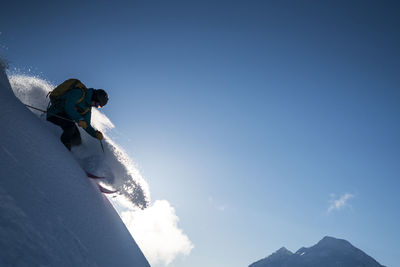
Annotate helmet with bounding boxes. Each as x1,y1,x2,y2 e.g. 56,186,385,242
93,89,108,107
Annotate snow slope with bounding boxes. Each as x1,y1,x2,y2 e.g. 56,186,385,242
0,62,150,266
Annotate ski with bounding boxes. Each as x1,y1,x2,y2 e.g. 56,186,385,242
98,184,117,194
86,172,117,194
86,172,105,179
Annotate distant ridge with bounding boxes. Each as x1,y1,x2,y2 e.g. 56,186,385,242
249,236,385,267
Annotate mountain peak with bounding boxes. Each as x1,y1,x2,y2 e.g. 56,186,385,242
316,236,353,249
276,247,292,255
321,236,343,242
249,246,293,267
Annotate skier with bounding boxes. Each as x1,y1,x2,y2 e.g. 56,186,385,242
46,79,109,150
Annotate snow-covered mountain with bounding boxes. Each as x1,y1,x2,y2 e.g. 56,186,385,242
249,236,385,267
0,61,150,266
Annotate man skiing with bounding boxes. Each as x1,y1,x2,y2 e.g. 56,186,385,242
46,79,109,150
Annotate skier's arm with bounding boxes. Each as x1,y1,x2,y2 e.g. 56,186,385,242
64,90,85,122
82,112,97,137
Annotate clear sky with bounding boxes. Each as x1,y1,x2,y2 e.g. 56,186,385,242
1,1,399,266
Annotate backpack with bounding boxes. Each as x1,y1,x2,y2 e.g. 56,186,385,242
48,79,87,107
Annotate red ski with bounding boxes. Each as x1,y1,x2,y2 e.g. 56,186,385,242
86,172,117,194
98,184,117,194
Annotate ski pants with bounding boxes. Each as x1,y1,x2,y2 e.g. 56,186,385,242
47,112,82,150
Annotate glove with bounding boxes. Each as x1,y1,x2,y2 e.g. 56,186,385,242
95,131,104,140
78,120,87,129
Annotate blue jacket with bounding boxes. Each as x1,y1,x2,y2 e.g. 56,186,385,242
47,88,97,137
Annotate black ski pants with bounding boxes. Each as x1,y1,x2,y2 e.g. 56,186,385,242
47,112,81,150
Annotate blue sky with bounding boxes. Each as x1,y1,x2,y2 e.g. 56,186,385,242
1,1,400,266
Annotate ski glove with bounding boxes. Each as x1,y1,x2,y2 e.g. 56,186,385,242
95,131,104,140
78,120,88,129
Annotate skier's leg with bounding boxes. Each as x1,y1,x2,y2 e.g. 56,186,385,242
47,113,80,150
46,113,66,128
61,124,82,150
70,124,82,147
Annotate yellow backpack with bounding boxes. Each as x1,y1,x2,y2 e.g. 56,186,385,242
48,79,87,106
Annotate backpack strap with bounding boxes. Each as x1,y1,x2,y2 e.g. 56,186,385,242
69,80,87,105
79,106,90,115
76,88,86,105
75,86,90,115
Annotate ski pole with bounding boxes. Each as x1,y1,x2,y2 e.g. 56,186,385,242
24,104,74,122
100,140,105,153
24,104,47,113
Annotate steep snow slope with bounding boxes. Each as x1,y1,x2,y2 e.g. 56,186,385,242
0,64,149,266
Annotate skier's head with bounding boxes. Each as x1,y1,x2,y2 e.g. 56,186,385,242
92,89,109,108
